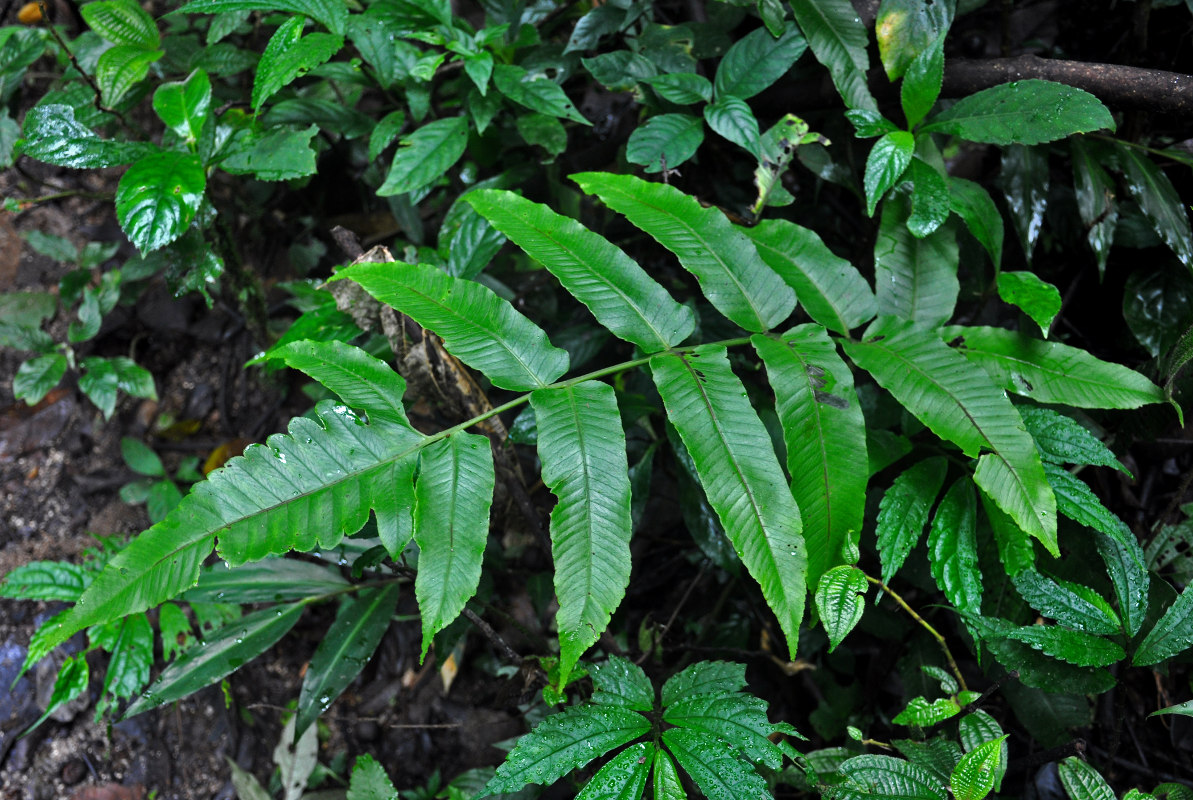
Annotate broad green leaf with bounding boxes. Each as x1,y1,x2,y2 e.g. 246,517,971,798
173,0,348,35
564,4,625,54
1000,144,1048,265
121,437,164,477
96,44,163,105
152,68,210,142
815,565,868,651
874,197,959,327
1043,462,1136,552
662,727,771,800
893,737,961,785
583,50,658,92
846,109,899,138
900,32,945,128
347,754,397,800
377,116,469,197
875,0,952,80
515,113,567,156
446,205,506,280
1150,700,1193,719
997,272,1061,337
928,477,982,615
753,326,867,588
958,713,1007,792
1019,406,1124,470
742,220,877,334
1057,757,1115,800
653,749,685,800
864,131,915,216
296,583,399,736
182,558,350,604
907,158,950,238
492,64,590,125
252,17,343,111
661,661,747,707
1118,142,1193,269
1071,138,1118,275
368,109,406,162
948,177,1003,269
271,340,411,424
0,561,88,601
577,742,653,800
1012,570,1120,635
116,151,206,254
1133,584,1193,666
1003,625,1124,668
466,190,694,352
413,433,494,661
334,260,570,390
704,96,761,157
125,601,305,716
875,458,947,586
94,613,154,713
664,693,786,768
893,696,962,727
485,705,650,793
788,0,877,111
837,754,947,800
220,124,319,181
78,357,120,418
951,736,1007,800
532,383,632,683
651,347,806,656
82,0,159,48
574,172,795,332
920,80,1115,144
843,319,1057,551
1095,532,1148,638
713,22,807,100
590,656,654,711
13,354,67,405
644,73,712,105
944,326,1164,409
27,654,88,734
625,113,704,173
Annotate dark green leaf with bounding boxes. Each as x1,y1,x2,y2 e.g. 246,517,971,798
1018,406,1126,472
1003,625,1124,668
664,693,786,768
1133,584,1193,666
920,80,1115,144
152,68,210,143
625,113,704,173
644,72,713,105
347,754,397,800
999,144,1048,265
661,661,747,707
493,64,589,125
1012,570,1120,635
82,0,159,48
121,437,164,477
1118,142,1193,269
1096,531,1148,639
183,558,349,604
377,116,469,197
582,50,658,91
845,109,898,138
95,44,162,105
20,104,155,168
788,0,877,111
27,654,88,733
95,613,154,712
515,113,567,156
1044,462,1136,553
1057,757,1115,800
908,158,951,238
662,727,771,800
565,4,626,54
13,354,67,405
252,17,343,110
590,656,654,711
173,0,348,35
948,177,1003,269
928,477,982,615
0,561,88,601
875,458,947,586
704,96,761,157
836,754,947,800
951,736,1007,800
996,272,1061,337
864,131,915,216
220,124,319,181
901,33,945,128
713,22,807,100
875,197,959,327
815,565,868,651
1071,138,1118,276
116,151,205,254
576,742,653,800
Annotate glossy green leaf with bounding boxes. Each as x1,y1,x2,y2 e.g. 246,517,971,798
704,96,761,157
115,151,206,254
945,326,1164,409
664,693,786,769
661,661,747,707
413,433,494,661
997,272,1061,337
625,113,704,173
445,204,505,280
564,4,625,54
864,131,915,216
377,116,469,197
13,354,67,405
1150,700,1193,719
466,190,694,352
1043,462,1135,552
0,561,88,601
753,325,867,588
1003,625,1124,668
644,73,713,105
590,656,654,711
1134,583,1193,666
713,22,807,100
653,749,685,800
874,197,959,327
574,172,795,332
1071,138,1118,275
368,109,406,162
901,33,945,128
844,319,1057,551
125,601,305,716
928,477,982,615
583,50,658,91
272,340,411,424
1118,142,1193,269
334,260,570,391
220,124,319,181
846,109,899,138
815,565,868,651
152,68,210,142
875,458,947,586
95,44,163,105
893,737,961,784
485,705,650,793
93,613,154,714
920,80,1115,144
492,64,589,125
958,712,1007,793
252,17,342,110
837,754,947,800
743,220,877,334
1012,570,1120,635
907,158,951,238
893,696,962,727
173,0,348,35
950,736,1007,800
532,384,632,683
576,742,653,800
788,0,877,111
651,347,805,656
296,583,399,736
875,0,952,80
347,754,397,800
182,558,350,604
28,654,88,733
948,177,1003,269
1000,143,1049,264
1096,531,1148,639
1057,757,1115,800
662,727,771,800
81,0,159,48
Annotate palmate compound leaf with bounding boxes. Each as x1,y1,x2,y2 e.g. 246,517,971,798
26,344,427,664
333,261,569,391
653,749,685,800
650,346,806,657
753,326,867,591
661,727,771,800
532,383,632,684
842,317,1057,553
943,326,1163,409
414,432,494,662
572,172,796,333
835,754,947,800
465,190,695,352
875,458,947,587
484,705,651,793
815,565,868,651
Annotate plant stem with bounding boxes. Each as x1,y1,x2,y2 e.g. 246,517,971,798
864,575,968,692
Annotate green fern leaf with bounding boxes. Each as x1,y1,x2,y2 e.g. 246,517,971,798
843,318,1057,553
531,382,633,684
650,346,806,657
742,220,877,335
465,190,695,352
414,432,494,661
577,742,654,800
333,260,570,391
927,477,982,616
876,458,947,586
272,339,411,424
945,326,1163,409
573,172,795,332
662,727,771,800
753,325,867,590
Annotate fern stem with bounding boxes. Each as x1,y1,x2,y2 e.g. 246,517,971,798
863,575,968,692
